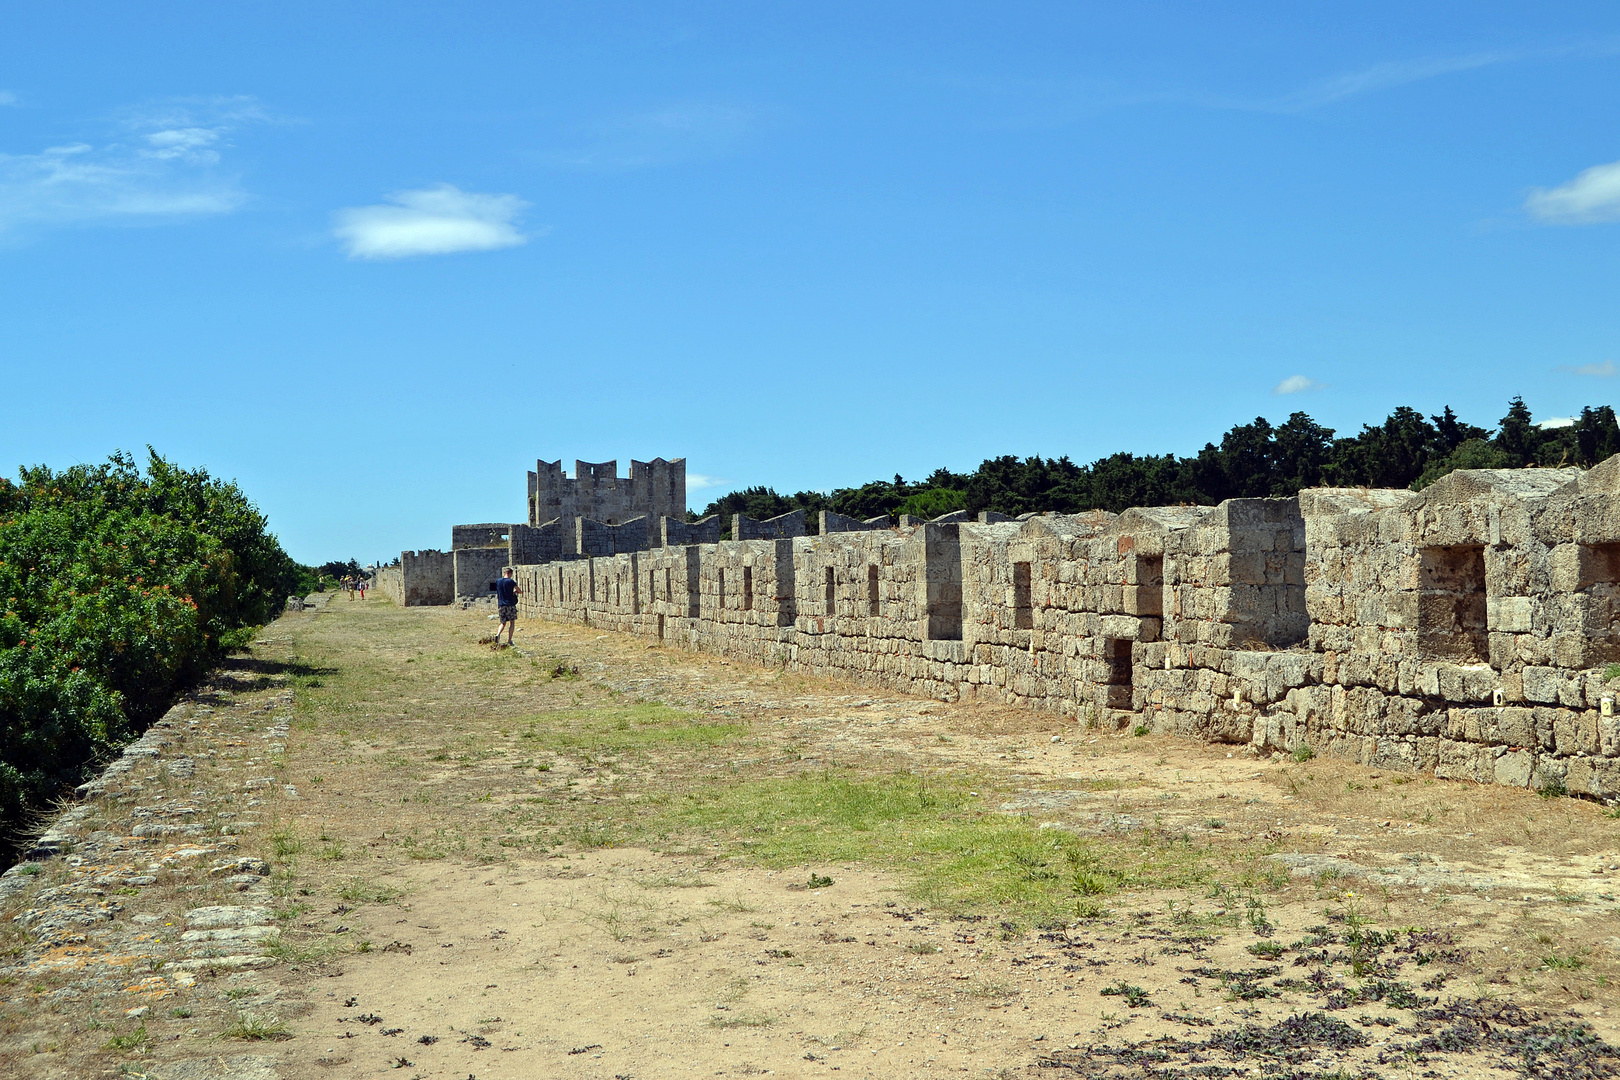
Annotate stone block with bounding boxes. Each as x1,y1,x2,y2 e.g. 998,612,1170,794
1493,748,1534,787
1487,596,1533,633
1436,664,1495,704
1522,667,1562,705
1552,633,1588,668
1436,739,1486,782
1368,737,1425,773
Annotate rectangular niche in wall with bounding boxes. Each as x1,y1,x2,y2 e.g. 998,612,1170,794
1102,638,1133,709
1579,542,1620,589
825,566,835,615
868,564,880,616
923,523,964,641
1013,561,1033,629
686,551,702,619
1136,554,1164,618
1418,544,1488,663
1578,542,1620,664
743,566,754,611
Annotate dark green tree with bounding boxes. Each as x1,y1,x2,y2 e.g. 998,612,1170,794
1494,397,1539,467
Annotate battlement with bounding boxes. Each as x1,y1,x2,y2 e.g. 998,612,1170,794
394,454,1620,801
451,523,511,550
527,456,686,529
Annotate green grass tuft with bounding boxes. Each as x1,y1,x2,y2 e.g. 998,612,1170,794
518,704,746,756
656,772,1211,923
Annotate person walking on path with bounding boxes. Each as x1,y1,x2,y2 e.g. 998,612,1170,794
494,568,521,646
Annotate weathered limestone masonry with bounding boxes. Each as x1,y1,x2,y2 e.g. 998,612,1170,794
452,523,512,601
383,453,1620,797
458,458,1620,800
374,562,403,605
376,549,454,607
528,457,685,548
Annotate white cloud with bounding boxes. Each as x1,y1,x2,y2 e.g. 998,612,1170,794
1526,159,1620,224
0,97,264,236
332,185,530,260
685,473,726,491
1537,417,1577,430
1560,360,1617,377
1273,375,1326,395
141,127,222,163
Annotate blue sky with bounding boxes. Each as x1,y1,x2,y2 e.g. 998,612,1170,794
2,3,1618,564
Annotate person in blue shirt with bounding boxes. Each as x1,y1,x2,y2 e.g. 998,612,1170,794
494,568,522,647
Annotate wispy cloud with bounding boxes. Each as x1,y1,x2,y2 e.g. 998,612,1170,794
1559,360,1617,377
332,185,530,260
140,127,223,163
1273,375,1326,395
1538,417,1577,430
0,92,17,107
954,40,1620,131
1268,52,1508,112
1526,159,1620,224
537,102,756,169
1255,40,1620,114
685,473,726,491
0,96,264,236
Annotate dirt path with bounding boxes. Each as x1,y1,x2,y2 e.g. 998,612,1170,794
6,599,1620,1078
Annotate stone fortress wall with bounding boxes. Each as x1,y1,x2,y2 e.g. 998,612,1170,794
376,549,454,607
528,457,686,547
398,454,1620,800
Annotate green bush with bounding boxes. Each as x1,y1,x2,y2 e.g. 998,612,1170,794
0,450,306,852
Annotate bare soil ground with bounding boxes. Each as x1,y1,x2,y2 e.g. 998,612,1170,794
7,598,1620,1079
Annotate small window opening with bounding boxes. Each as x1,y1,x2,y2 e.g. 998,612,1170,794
1418,545,1488,663
488,581,497,592
743,566,754,611
825,566,835,615
657,613,665,640
718,568,726,611
868,565,880,616
664,568,671,602
1013,562,1033,629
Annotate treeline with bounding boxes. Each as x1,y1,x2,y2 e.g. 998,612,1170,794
701,398,1620,524
0,450,309,854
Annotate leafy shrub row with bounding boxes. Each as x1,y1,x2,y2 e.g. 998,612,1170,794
0,450,308,853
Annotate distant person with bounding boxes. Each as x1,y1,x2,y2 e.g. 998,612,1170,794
494,568,521,646
358,576,367,600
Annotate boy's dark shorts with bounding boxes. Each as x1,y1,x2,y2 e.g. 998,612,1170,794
498,603,518,623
